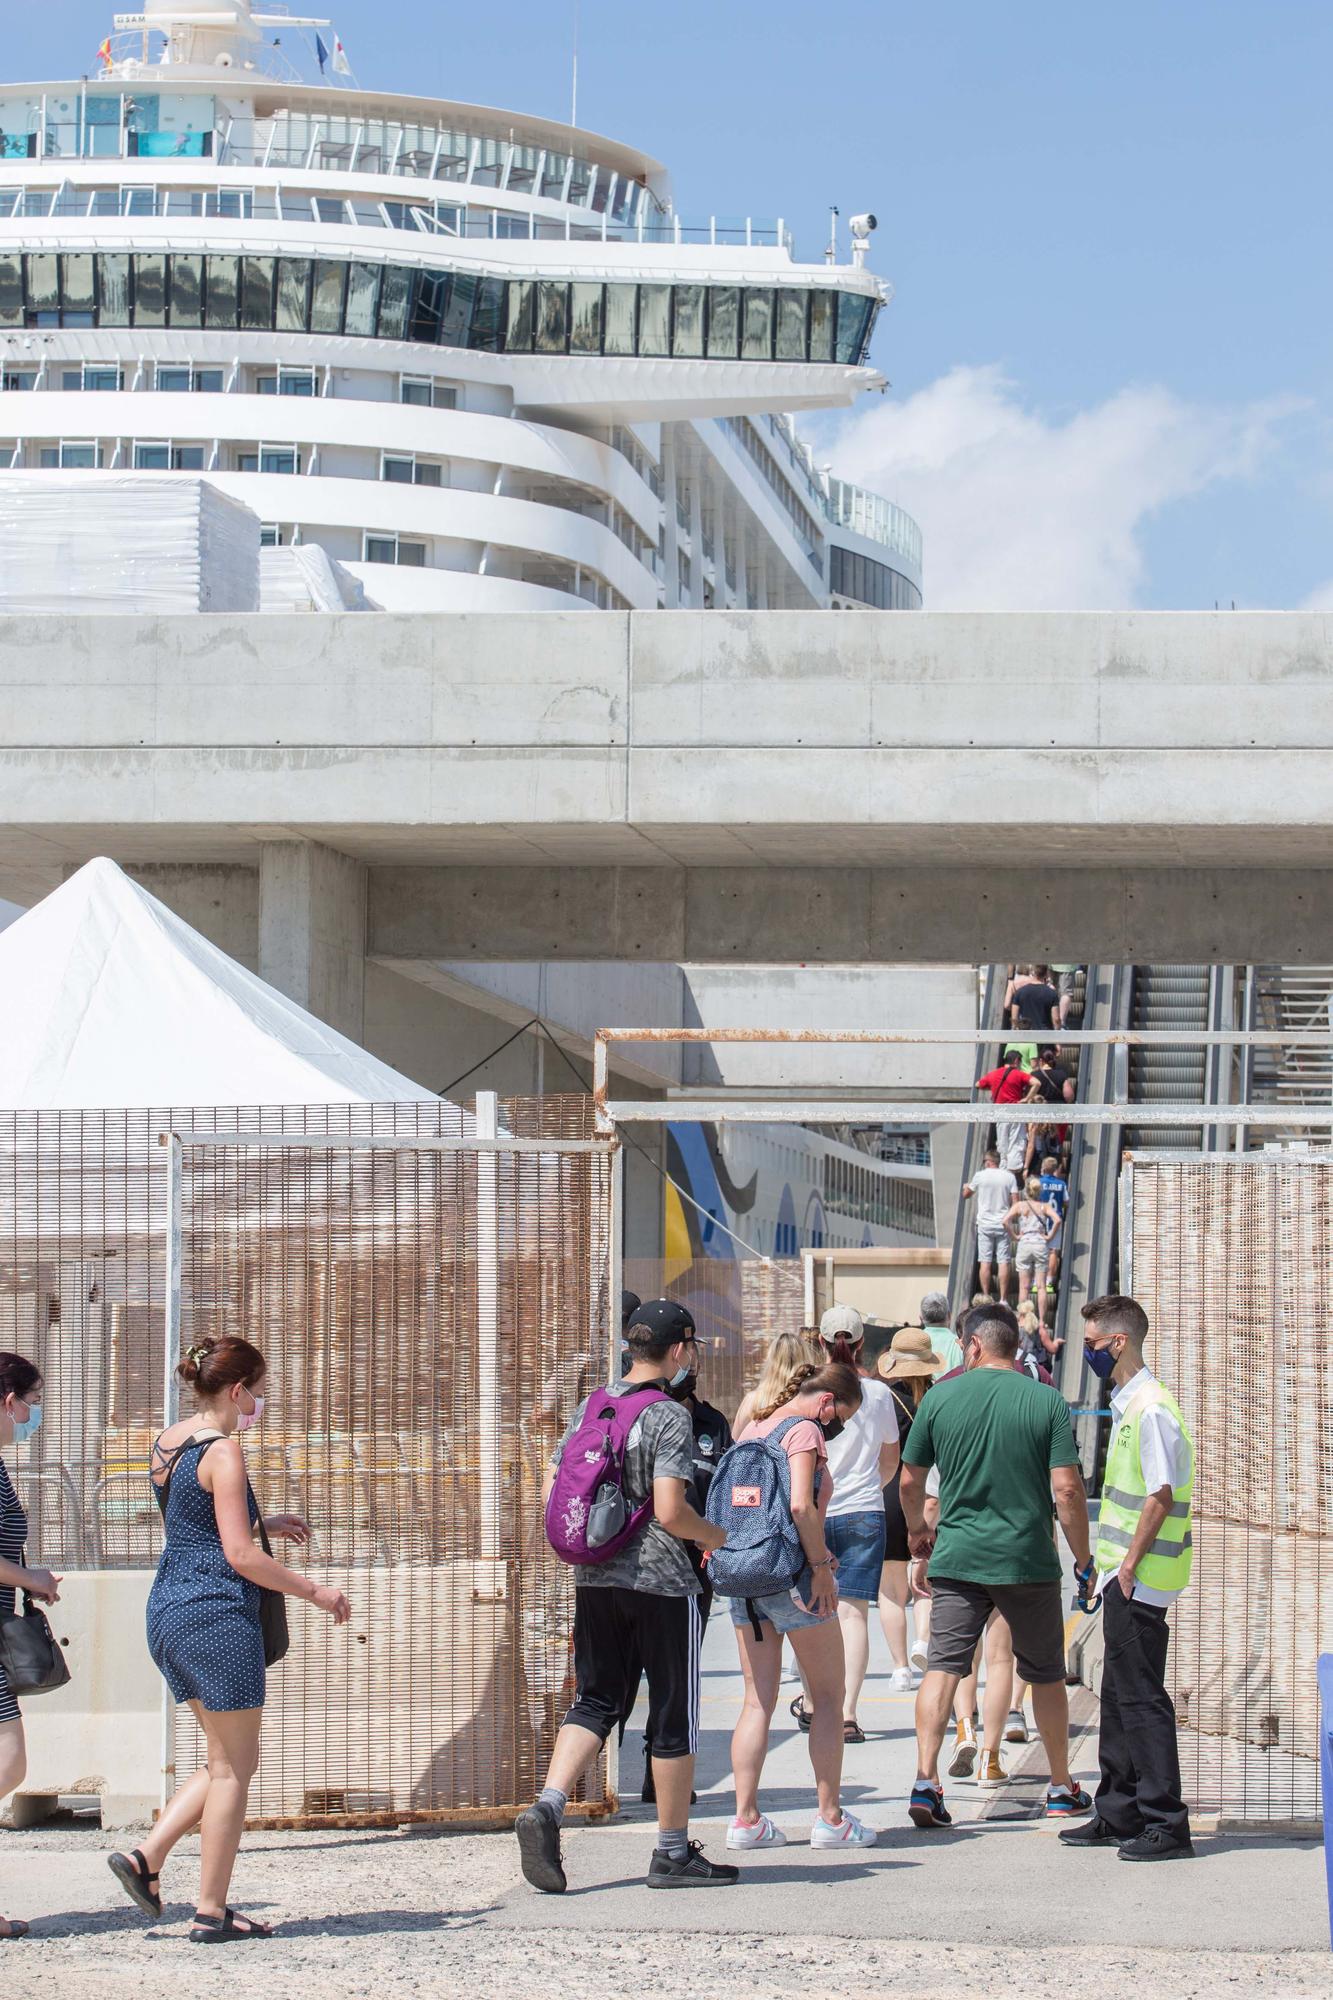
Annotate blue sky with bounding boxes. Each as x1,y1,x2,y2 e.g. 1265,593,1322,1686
14,1,1332,607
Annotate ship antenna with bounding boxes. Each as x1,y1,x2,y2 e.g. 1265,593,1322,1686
570,0,580,127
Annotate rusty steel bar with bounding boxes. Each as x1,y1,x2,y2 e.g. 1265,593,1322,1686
595,1027,1333,1047
601,1099,1333,1128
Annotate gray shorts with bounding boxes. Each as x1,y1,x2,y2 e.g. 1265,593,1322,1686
1015,1239,1046,1276
925,1577,1068,1685
977,1222,1011,1264
1057,969,1080,996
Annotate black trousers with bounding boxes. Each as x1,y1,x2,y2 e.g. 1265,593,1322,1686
619,1578,713,1751
1095,1577,1190,1841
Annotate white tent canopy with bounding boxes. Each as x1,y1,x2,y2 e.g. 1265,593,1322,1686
0,857,438,1108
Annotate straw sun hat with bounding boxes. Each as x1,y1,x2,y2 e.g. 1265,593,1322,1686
878,1327,945,1381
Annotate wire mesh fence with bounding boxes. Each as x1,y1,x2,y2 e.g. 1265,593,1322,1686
0,1100,617,1826
1125,1153,1333,1824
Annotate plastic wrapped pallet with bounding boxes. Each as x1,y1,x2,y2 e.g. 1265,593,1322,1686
0,473,259,612
259,543,370,612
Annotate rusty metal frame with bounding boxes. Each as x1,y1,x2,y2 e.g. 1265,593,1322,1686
591,1025,1333,1135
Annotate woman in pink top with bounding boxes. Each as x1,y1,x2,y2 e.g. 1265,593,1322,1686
723,1360,879,1853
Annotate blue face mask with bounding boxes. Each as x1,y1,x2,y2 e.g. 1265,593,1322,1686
1083,1342,1118,1381
10,1401,42,1443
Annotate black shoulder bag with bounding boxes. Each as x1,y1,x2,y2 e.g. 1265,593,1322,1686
0,1549,71,1696
156,1434,290,1668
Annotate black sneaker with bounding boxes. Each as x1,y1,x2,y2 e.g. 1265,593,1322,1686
908,1781,952,1829
515,1804,567,1893
646,1842,739,1889
1118,1827,1194,1863
1059,1814,1125,1847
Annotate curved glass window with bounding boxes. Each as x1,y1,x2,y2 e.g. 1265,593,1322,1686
829,544,922,611
0,252,879,365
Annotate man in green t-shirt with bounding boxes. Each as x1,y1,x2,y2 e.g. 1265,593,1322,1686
899,1302,1095,1829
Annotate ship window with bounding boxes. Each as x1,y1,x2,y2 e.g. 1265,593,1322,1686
204,255,238,329
470,275,505,352
62,254,96,317
603,284,635,356
505,279,534,352
314,195,348,224
170,254,203,327
409,269,448,343
43,441,100,469
672,284,704,358
836,290,870,364
122,186,157,217
100,254,130,326
569,282,603,354
135,442,206,471
637,283,670,357
534,280,568,354
364,532,426,567
776,289,807,362
344,261,381,337
205,189,251,220
808,289,835,363
277,258,311,332
742,288,774,361
89,189,119,217
438,271,477,347
382,454,414,483
377,263,411,340
310,260,346,334
0,259,21,328
240,256,274,330
25,252,58,315
706,287,739,359
164,190,205,218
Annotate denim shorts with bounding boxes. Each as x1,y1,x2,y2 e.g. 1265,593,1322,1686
727,1570,832,1634
826,1509,887,1602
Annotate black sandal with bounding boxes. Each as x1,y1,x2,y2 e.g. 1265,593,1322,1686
0,1918,29,1940
789,1696,812,1732
843,1719,867,1744
190,1907,274,1943
108,1849,162,1920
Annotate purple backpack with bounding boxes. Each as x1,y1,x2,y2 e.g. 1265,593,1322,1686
545,1384,667,1566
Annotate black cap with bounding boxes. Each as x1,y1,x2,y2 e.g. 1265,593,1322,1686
621,1288,642,1331
626,1298,696,1343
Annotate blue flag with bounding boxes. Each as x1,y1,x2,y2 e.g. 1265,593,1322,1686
315,32,329,71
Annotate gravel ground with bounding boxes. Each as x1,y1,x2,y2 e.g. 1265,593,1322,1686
0,1820,1328,2000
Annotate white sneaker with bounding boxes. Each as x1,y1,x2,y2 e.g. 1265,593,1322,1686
726,1813,787,1850
908,1638,930,1674
811,1809,879,1849
947,1717,978,1780
889,1666,914,1692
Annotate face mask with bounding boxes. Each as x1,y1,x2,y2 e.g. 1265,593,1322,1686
820,1414,846,1443
236,1391,265,1432
1084,1342,1118,1381
10,1401,41,1444
668,1369,698,1401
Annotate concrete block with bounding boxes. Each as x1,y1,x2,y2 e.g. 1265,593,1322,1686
20,1571,160,1828
369,865,686,961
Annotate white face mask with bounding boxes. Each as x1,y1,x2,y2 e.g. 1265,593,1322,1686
236,1390,265,1433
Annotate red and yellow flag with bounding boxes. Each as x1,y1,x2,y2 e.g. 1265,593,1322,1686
96,37,113,66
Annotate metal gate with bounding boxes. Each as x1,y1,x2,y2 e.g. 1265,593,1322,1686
164,1100,618,1824
1124,1152,1333,1825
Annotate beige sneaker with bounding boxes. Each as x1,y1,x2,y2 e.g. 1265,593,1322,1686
977,1750,1008,1790
947,1716,978,1779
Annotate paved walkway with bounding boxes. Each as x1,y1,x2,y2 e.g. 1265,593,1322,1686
0,1616,1326,1998
490,1614,1327,1953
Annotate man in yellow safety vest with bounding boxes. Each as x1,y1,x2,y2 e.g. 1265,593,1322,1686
1060,1293,1195,1863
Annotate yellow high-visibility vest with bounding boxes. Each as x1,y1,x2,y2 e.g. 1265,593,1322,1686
1094,1380,1194,1593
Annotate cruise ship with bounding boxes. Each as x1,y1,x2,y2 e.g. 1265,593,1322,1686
0,0,923,612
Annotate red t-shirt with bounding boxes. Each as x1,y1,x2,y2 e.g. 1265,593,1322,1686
978,1064,1032,1106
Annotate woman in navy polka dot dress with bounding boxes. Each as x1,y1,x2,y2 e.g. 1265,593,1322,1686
108,1336,350,1944
0,1351,62,1941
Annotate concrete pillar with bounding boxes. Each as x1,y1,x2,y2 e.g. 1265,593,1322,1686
259,840,367,1041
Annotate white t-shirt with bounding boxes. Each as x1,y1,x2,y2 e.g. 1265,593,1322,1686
825,1377,900,1518
970,1165,1019,1225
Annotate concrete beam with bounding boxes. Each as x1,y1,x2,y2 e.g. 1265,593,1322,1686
366,863,1333,965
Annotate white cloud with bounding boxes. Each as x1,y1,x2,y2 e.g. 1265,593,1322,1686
818,363,1289,609
1300,580,1333,610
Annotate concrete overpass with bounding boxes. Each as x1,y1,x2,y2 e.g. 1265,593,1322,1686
2,608,1330,974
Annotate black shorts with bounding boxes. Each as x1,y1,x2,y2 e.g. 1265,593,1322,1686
564,1585,702,1760
925,1577,1068,1685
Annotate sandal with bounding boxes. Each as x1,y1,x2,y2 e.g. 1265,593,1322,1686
0,1918,29,1940
108,1849,162,1920
843,1720,867,1744
189,1907,274,1943
789,1695,812,1732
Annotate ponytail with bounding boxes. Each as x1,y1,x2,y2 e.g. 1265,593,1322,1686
752,1358,863,1424
820,1332,863,1370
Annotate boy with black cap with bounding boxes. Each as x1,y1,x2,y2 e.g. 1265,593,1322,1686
516,1298,737,1894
